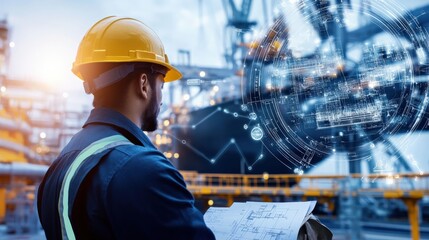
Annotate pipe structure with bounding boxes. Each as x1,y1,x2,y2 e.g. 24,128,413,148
0,117,32,135
0,162,48,178
0,139,50,162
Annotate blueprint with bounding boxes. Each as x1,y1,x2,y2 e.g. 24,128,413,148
204,201,316,240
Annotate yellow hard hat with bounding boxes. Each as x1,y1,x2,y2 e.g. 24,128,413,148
72,16,182,83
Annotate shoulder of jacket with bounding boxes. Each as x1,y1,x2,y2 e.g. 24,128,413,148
111,144,162,158
103,145,178,194
108,147,177,184
106,144,172,171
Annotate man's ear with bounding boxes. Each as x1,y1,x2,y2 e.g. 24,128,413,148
138,73,150,100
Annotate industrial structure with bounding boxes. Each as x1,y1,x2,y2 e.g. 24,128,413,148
0,19,87,234
0,0,428,239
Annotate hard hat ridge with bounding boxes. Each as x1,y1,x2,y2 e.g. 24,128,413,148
73,16,182,93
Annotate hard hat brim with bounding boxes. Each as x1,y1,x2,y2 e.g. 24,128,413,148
153,61,182,82
73,60,183,82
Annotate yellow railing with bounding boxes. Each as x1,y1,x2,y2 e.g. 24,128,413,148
180,171,428,240
181,171,429,194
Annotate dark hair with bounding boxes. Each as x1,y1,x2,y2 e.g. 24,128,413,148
79,62,166,108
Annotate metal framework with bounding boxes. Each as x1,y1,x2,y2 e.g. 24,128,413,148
181,171,429,240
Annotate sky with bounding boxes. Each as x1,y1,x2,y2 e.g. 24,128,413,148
1,0,429,108
2,0,429,82
0,0,280,110
1,0,229,93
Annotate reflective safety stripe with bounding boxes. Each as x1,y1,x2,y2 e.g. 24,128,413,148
58,135,132,240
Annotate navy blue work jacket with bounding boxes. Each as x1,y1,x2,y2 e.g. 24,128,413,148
37,107,215,239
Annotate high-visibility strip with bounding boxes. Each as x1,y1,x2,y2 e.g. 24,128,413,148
58,135,132,240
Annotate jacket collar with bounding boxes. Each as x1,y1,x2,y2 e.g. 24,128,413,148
83,107,156,148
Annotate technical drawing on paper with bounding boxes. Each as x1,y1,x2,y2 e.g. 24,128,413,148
204,201,313,240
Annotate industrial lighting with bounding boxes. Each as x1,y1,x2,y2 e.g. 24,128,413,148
0,86,6,93
9,41,15,48
302,104,308,112
293,168,304,175
183,94,190,101
368,81,378,89
262,172,269,181
155,135,162,145
174,153,179,159
163,119,170,127
385,175,395,185
208,199,214,206
36,147,42,154
166,152,173,158
40,132,47,139
210,100,216,106
199,71,206,78
213,85,219,92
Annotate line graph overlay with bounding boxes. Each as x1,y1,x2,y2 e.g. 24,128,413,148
166,132,265,170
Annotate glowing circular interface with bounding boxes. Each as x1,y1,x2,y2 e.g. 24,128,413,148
241,0,429,169
251,126,264,141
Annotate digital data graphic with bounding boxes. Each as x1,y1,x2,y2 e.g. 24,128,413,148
240,0,429,172
168,0,429,175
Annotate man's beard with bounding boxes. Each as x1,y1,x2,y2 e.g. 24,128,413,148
141,96,159,132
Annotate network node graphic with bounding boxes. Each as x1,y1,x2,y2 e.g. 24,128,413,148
241,0,429,171
251,126,264,141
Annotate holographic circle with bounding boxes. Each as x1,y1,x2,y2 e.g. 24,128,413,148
242,0,429,169
251,127,264,141
249,112,257,120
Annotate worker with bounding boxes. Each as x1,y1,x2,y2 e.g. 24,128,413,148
37,16,215,239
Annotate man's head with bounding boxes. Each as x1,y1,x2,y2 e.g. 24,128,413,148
71,16,182,131
80,62,167,132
